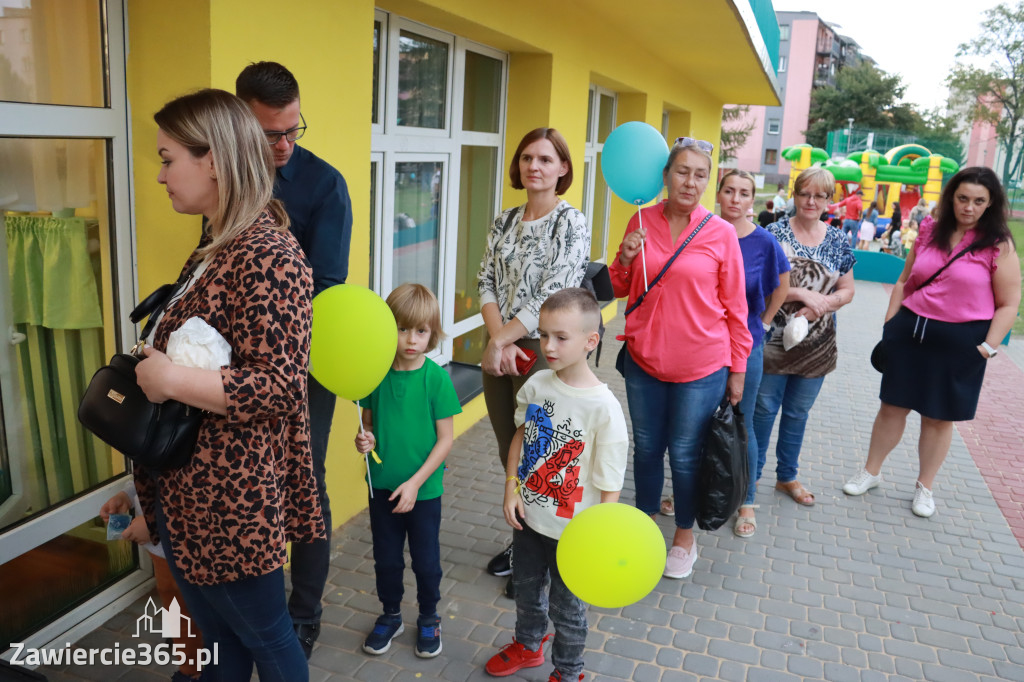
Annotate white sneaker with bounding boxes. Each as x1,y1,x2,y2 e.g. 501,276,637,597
843,469,883,496
912,481,936,517
663,543,697,579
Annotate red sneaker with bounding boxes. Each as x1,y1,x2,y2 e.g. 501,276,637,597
485,635,550,676
548,671,584,681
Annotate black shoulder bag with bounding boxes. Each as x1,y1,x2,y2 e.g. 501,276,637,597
78,264,204,470
614,213,713,376
870,243,976,373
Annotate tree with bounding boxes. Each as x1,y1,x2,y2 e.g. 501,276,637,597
913,109,966,166
947,0,1024,184
804,62,919,148
719,105,755,163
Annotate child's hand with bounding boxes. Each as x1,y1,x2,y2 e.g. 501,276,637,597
100,491,131,522
355,430,376,454
503,483,524,530
389,480,421,514
121,516,151,544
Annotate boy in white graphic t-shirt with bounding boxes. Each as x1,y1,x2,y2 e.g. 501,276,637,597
484,288,628,682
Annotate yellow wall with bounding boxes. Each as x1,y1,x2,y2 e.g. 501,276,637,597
127,0,771,529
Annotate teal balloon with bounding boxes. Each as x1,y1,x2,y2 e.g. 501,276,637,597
556,503,666,608
601,122,670,205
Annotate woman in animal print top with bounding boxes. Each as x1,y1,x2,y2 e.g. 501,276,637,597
754,167,856,508
134,89,323,682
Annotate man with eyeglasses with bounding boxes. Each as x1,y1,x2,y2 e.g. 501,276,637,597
236,60,353,660
829,188,863,246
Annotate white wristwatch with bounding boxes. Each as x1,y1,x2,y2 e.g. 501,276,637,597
981,341,998,357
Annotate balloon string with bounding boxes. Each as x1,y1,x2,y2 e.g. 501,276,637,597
356,401,381,498
636,202,649,292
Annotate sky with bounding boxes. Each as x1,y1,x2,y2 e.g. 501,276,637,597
772,0,1008,112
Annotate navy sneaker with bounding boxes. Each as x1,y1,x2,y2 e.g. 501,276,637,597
415,613,442,658
362,613,404,655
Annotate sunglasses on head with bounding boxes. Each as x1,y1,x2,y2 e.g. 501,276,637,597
673,136,714,153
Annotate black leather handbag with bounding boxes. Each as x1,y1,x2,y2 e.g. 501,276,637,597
78,266,203,470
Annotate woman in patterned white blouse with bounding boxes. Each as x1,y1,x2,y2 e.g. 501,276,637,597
476,128,590,592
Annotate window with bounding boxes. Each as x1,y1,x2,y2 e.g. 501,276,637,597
779,25,790,41
764,148,778,165
0,0,145,647
582,85,617,263
372,11,506,365
767,120,781,135
778,55,787,73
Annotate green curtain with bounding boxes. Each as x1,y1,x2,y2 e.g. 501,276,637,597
5,216,110,509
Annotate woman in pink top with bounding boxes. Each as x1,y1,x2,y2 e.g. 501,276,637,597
608,137,751,581
843,167,1021,518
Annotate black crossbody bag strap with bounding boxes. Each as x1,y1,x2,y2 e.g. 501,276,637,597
624,213,713,317
132,261,201,344
915,243,976,291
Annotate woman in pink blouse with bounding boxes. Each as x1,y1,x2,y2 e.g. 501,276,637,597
608,137,751,580
843,167,1021,517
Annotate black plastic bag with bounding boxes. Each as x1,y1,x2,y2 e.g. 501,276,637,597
695,399,749,531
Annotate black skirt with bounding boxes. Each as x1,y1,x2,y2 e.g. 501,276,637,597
879,307,990,421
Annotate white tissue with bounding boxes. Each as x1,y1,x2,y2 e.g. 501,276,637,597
783,315,809,351
166,317,231,370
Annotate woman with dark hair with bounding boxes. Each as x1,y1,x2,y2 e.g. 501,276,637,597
843,167,1021,517
609,137,751,579
477,128,590,591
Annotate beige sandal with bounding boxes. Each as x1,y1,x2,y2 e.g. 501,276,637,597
776,480,815,506
733,505,758,538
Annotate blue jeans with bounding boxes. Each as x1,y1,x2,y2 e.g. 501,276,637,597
513,522,587,680
740,340,765,505
155,498,308,682
624,350,728,528
842,219,859,246
753,372,825,483
368,490,442,617
288,373,336,625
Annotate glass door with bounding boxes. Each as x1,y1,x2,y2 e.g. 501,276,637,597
0,0,149,653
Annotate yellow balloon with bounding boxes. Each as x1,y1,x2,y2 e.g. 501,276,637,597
310,284,397,401
556,503,666,608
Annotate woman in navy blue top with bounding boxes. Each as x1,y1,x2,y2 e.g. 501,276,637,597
716,170,791,538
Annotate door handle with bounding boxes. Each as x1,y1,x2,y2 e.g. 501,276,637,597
9,328,26,345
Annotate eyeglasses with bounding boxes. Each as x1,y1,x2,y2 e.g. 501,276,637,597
673,136,714,153
264,113,307,145
796,191,830,202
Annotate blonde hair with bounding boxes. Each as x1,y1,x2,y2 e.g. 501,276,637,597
793,167,835,197
386,283,445,351
154,89,288,258
718,169,757,194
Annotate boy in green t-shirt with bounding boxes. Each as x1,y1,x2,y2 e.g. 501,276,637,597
355,283,462,659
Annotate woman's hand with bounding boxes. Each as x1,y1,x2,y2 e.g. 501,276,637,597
726,372,745,406
355,430,376,454
483,340,527,377
135,347,178,403
617,228,647,268
794,288,831,320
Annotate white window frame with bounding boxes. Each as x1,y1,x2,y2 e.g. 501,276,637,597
779,25,790,41
371,9,388,135
767,120,781,135
0,0,154,654
583,84,617,264
387,18,455,139
778,55,787,73
372,12,507,364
